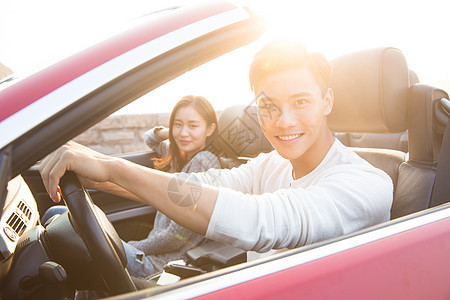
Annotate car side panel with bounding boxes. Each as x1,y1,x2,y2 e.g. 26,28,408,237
195,217,450,299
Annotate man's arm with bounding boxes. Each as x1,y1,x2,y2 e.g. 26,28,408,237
79,179,142,203
39,141,218,235
111,159,218,235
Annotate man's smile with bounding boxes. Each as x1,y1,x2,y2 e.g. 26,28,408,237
276,133,304,141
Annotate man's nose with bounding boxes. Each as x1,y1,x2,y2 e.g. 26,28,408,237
276,108,297,128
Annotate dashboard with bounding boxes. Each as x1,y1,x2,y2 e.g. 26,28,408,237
0,176,39,259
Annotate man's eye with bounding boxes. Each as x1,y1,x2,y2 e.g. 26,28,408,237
259,103,278,111
294,99,308,106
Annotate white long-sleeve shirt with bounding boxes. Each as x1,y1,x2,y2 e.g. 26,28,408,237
190,139,393,253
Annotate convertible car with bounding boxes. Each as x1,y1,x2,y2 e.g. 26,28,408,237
1,1,449,299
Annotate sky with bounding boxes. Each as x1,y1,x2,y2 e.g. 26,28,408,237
1,0,449,113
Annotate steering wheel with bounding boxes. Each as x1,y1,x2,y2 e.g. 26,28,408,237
59,171,136,295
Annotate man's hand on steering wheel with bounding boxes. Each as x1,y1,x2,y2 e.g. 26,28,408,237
39,141,115,202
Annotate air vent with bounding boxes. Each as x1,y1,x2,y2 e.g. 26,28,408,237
18,201,32,220
4,201,32,241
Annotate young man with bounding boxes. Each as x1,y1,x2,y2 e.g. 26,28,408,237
39,41,393,253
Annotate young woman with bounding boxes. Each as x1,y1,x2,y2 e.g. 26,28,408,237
124,95,221,277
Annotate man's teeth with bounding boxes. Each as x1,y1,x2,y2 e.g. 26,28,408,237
278,134,301,141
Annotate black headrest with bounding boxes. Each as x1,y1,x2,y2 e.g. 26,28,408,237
329,47,411,133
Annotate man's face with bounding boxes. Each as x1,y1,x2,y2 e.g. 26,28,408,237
255,67,333,164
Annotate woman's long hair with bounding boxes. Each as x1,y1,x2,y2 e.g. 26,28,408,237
153,95,218,172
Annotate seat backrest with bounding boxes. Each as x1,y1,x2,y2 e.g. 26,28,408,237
330,47,450,219
329,47,412,218
352,147,406,192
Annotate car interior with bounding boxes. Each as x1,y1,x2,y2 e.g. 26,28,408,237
2,44,449,299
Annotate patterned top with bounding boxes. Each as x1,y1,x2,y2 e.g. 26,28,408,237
128,127,221,272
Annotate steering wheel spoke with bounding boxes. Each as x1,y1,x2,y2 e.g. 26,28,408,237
60,171,136,295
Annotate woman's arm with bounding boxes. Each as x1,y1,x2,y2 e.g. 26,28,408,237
39,141,218,235
143,127,169,157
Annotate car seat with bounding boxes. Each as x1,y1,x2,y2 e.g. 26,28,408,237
216,47,449,220
330,47,449,219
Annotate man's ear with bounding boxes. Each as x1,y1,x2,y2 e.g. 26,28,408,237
206,123,216,137
324,88,334,116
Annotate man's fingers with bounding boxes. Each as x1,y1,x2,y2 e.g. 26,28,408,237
47,160,69,202
56,186,62,203
39,144,75,202
39,151,61,200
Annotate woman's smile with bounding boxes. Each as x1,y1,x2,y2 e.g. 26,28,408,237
178,139,192,145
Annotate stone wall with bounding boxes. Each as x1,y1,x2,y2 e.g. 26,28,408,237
73,114,170,155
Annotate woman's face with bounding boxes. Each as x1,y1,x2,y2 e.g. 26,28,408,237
171,105,215,159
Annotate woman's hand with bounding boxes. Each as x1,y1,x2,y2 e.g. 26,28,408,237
39,141,117,202
155,127,169,140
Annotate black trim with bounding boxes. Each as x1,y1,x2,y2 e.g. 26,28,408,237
0,146,12,220
430,115,450,207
